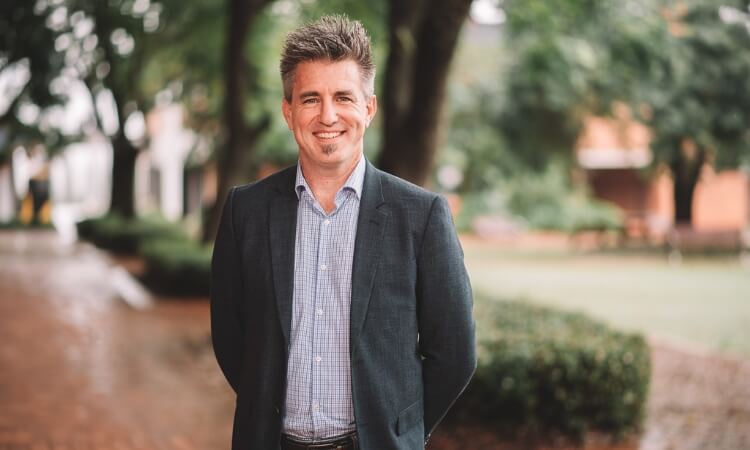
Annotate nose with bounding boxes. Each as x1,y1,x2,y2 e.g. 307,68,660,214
319,98,338,126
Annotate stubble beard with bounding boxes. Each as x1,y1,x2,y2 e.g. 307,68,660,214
322,144,336,155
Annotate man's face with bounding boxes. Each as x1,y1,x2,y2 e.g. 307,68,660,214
282,59,377,172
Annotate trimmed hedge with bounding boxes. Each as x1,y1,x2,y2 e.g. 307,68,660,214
140,238,211,296
77,214,211,296
77,214,188,255
0,218,54,229
458,298,651,440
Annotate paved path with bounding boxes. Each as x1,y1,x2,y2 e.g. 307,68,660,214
0,230,234,450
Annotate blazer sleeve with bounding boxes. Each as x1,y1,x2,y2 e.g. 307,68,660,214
210,187,245,393
416,195,476,442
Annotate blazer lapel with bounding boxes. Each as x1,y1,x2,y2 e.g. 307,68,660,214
269,166,299,348
350,161,388,357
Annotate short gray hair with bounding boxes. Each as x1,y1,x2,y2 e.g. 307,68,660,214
280,15,375,101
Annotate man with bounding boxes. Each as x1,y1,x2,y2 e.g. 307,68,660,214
211,15,475,450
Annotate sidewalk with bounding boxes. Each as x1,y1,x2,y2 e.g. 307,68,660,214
0,230,234,450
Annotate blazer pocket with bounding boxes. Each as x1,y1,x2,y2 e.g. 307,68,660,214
396,399,423,436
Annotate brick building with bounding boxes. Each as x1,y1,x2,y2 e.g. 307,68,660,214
576,113,750,241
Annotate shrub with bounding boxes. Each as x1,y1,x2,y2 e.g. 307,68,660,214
77,215,189,254
458,298,651,440
453,163,624,234
78,214,210,296
504,167,623,233
140,238,212,297
0,218,54,229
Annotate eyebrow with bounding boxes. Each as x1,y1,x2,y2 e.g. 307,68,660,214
299,91,319,100
298,90,356,100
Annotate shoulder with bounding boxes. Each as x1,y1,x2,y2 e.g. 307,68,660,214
368,164,439,210
365,165,452,242
231,164,296,203
224,164,297,229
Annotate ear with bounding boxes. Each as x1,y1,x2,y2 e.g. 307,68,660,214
281,99,292,130
366,95,377,127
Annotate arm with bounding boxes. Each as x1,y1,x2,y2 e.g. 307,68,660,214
416,195,476,442
210,187,245,393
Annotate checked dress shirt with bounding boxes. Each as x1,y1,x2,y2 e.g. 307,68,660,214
282,156,366,441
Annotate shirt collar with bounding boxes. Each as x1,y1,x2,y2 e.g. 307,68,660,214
295,155,366,200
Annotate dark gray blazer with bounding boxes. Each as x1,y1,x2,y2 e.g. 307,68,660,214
210,160,475,450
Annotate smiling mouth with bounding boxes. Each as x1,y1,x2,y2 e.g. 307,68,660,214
314,131,345,140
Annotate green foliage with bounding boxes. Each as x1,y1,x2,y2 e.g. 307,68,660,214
452,193,495,232
459,298,651,439
498,0,669,168
140,0,226,114
0,218,54,229
443,81,521,193
0,1,65,111
78,214,211,296
454,163,623,233
639,0,750,169
140,238,211,297
498,0,750,210
250,11,305,169
302,0,385,36
0,1,75,162
77,214,188,255
504,167,622,232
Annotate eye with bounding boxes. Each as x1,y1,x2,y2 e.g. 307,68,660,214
302,98,319,104
337,96,354,103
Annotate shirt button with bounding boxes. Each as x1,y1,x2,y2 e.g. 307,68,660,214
320,264,327,271
312,403,319,411
316,308,324,316
323,219,330,225
314,356,322,363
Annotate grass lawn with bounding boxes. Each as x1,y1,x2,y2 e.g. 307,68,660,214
462,238,750,358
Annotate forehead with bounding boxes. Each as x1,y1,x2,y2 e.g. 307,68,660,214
291,59,364,94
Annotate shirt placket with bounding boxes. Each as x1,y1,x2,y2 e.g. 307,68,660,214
311,204,335,438
300,194,318,436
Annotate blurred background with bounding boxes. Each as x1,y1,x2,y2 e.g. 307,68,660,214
1,0,749,449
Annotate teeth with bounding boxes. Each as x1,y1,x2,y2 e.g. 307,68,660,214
316,132,342,139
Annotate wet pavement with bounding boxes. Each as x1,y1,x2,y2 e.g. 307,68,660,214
0,230,234,449
2,230,749,450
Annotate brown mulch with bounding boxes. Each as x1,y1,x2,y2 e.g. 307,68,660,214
639,338,750,450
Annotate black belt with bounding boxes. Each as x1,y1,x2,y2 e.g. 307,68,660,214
281,432,358,450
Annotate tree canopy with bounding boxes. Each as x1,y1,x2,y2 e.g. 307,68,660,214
497,0,750,224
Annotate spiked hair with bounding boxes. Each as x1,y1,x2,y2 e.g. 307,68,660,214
280,15,375,101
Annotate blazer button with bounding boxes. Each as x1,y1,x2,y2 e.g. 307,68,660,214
274,406,280,415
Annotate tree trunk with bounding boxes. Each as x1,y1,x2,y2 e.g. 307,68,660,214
202,0,273,243
110,133,138,218
671,145,705,226
378,0,473,186
89,0,145,220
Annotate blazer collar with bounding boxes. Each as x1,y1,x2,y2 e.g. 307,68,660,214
269,164,299,347
350,160,388,357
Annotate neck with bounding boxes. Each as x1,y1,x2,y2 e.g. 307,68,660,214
299,154,362,213
300,154,362,191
